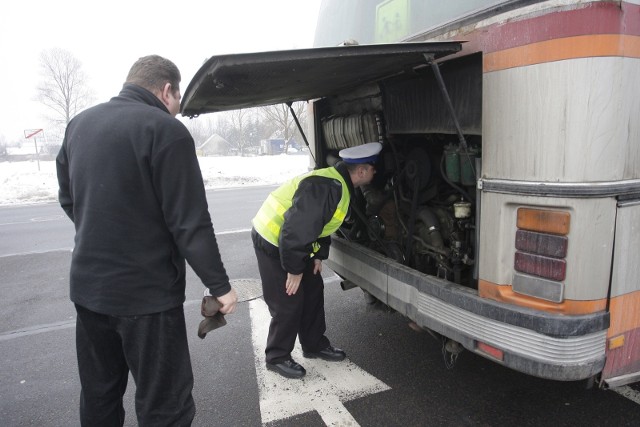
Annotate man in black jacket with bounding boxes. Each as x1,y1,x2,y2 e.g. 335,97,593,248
252,142,382,379
56,55,237,426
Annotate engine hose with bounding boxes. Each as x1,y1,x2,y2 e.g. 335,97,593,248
348,196,396,258
403,174,421,264
412,235,450,257
416,208,445,249
392,175,410,237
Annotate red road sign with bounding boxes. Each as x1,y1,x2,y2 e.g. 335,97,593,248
24,129,43,139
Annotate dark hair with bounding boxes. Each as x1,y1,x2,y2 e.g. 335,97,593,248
345,162,374,173
345,163,360,173
125,55,181,94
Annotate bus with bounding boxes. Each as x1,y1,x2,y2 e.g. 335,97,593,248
181,0,640,387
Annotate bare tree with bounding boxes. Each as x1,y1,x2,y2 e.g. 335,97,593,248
182,116,209,147
259,102,307,152
36,48,95,132
0,134,7,157
183,106,300,156
215,114,234,144
227,108,254,156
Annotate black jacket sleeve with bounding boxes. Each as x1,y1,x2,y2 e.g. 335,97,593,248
279,175,342,274
152,132,231,297
314,236,332,260
55,140,74,222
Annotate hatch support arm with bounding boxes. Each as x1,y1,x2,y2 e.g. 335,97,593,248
425,54,468,151
287,101,318,167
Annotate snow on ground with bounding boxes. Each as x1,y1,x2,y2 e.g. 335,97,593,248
0,154,311,206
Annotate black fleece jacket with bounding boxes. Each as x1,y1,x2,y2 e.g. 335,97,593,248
56,84,230,316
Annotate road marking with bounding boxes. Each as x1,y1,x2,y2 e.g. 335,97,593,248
612,385,640,405
0,320,75,342
250,298,390,426
0,214,65,226
0,228,249,258
0,298,205,342
0,247,73,258
216,228,252,235
30,214,65,222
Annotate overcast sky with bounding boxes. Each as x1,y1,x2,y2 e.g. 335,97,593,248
0,0,322,143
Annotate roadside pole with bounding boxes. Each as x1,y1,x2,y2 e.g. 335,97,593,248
24,128,43,171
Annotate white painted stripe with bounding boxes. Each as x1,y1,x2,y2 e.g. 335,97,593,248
0,228,251,258
207,184,278,192
0,248,73,258
612,385,640,405
0,214,65,226
250,298,390,425
0,298,204,342
216,228,252,235
0,320,75,342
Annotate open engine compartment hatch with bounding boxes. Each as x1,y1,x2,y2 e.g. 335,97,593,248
180,42,462,116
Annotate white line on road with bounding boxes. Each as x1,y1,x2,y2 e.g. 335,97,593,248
215,228,252,235
612,385,640,405
0,247,73,258
0,228,251,258
0,298,204,342
0,320,75,342
250,298,390,426
0,214,65,226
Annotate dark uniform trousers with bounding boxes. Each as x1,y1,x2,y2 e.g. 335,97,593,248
75,304,195,427
252,229,331,364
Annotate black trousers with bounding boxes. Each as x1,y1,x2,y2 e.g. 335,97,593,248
75,304,195,427
253,234,330,364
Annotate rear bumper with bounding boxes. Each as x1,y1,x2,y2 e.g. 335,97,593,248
328,236,609,381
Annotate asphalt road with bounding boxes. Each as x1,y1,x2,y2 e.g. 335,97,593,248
1,187,640,426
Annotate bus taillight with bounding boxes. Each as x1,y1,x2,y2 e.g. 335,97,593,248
477,342,504,361
514,249,566,281
512,208,571,303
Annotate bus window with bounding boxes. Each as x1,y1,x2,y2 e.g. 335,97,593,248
315,0,508,47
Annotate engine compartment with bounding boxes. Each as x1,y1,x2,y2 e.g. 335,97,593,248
313,53,483,288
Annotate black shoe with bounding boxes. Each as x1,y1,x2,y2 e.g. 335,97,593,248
266,359,306,379
303,346,346,362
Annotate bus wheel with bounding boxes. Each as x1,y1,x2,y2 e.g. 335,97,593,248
583,375,600,390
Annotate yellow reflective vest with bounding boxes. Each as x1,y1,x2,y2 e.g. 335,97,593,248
252,167,350,253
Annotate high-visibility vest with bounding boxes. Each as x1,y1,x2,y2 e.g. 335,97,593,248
252,167,350,252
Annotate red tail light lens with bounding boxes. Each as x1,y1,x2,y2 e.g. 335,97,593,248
514,252,566,281
515,230,568,258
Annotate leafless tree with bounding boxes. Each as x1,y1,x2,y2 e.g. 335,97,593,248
183,105,304,157
36,48,95,132
182,116,209,147
227,108,254,156
259,102,307,152
0,134,7,157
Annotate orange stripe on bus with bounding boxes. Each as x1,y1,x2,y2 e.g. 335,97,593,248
478,279,607,315
608,291,640,338
484,34,640,72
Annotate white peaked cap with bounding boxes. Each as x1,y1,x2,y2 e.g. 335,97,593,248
338,142,383,164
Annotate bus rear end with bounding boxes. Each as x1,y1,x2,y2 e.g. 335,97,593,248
314,0,640,386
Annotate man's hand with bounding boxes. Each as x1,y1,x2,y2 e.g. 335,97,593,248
286,272,303,296
313,259,322,275
216,288,238,314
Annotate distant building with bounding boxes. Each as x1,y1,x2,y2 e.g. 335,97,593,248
259,138,286,155
197,134,230,156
